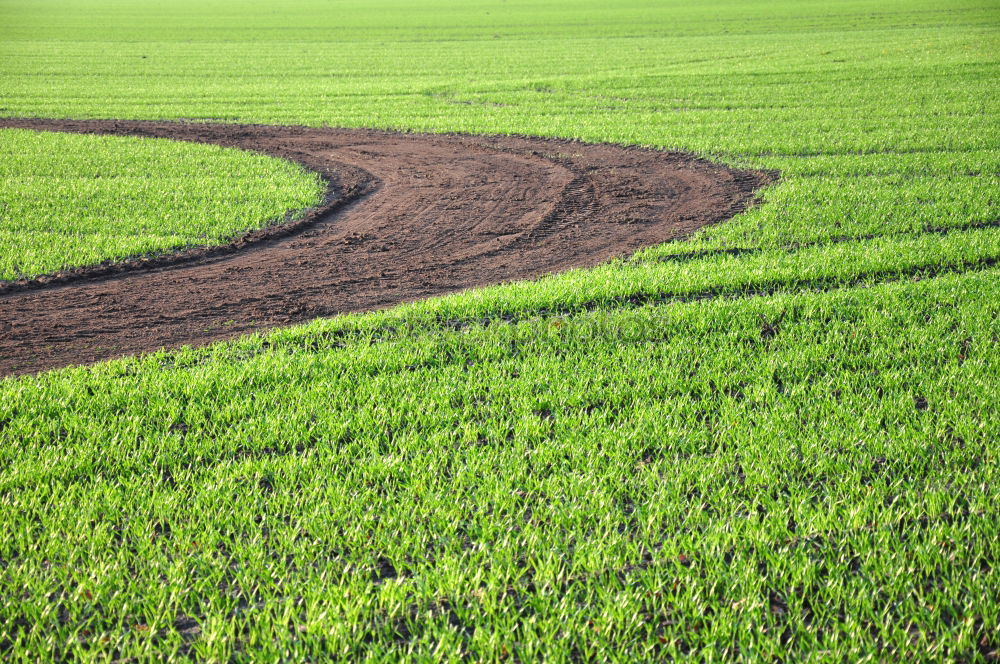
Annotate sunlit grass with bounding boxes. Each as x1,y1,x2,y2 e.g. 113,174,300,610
0,129,323,280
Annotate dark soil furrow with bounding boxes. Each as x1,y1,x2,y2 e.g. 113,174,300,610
0,118,772,376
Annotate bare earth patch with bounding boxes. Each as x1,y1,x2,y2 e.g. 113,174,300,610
0,118,773,376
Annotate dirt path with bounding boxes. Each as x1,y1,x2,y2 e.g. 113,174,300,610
0,119,772,376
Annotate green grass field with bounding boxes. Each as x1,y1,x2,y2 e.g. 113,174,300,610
0,129,323,281
1,0,998,660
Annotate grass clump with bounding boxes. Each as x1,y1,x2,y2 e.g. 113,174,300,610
0,129,323,280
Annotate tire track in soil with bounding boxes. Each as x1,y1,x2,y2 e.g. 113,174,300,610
0,119,774,376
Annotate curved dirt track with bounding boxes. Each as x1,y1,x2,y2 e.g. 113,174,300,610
0,118,773,376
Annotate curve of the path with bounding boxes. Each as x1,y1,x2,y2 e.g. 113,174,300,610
0,119,772,376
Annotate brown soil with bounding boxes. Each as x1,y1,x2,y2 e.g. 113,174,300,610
0,118,773,376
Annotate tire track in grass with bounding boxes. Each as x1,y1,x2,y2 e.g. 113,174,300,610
151,254,1000,372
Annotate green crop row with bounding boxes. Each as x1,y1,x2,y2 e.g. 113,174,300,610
2,268,997,661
